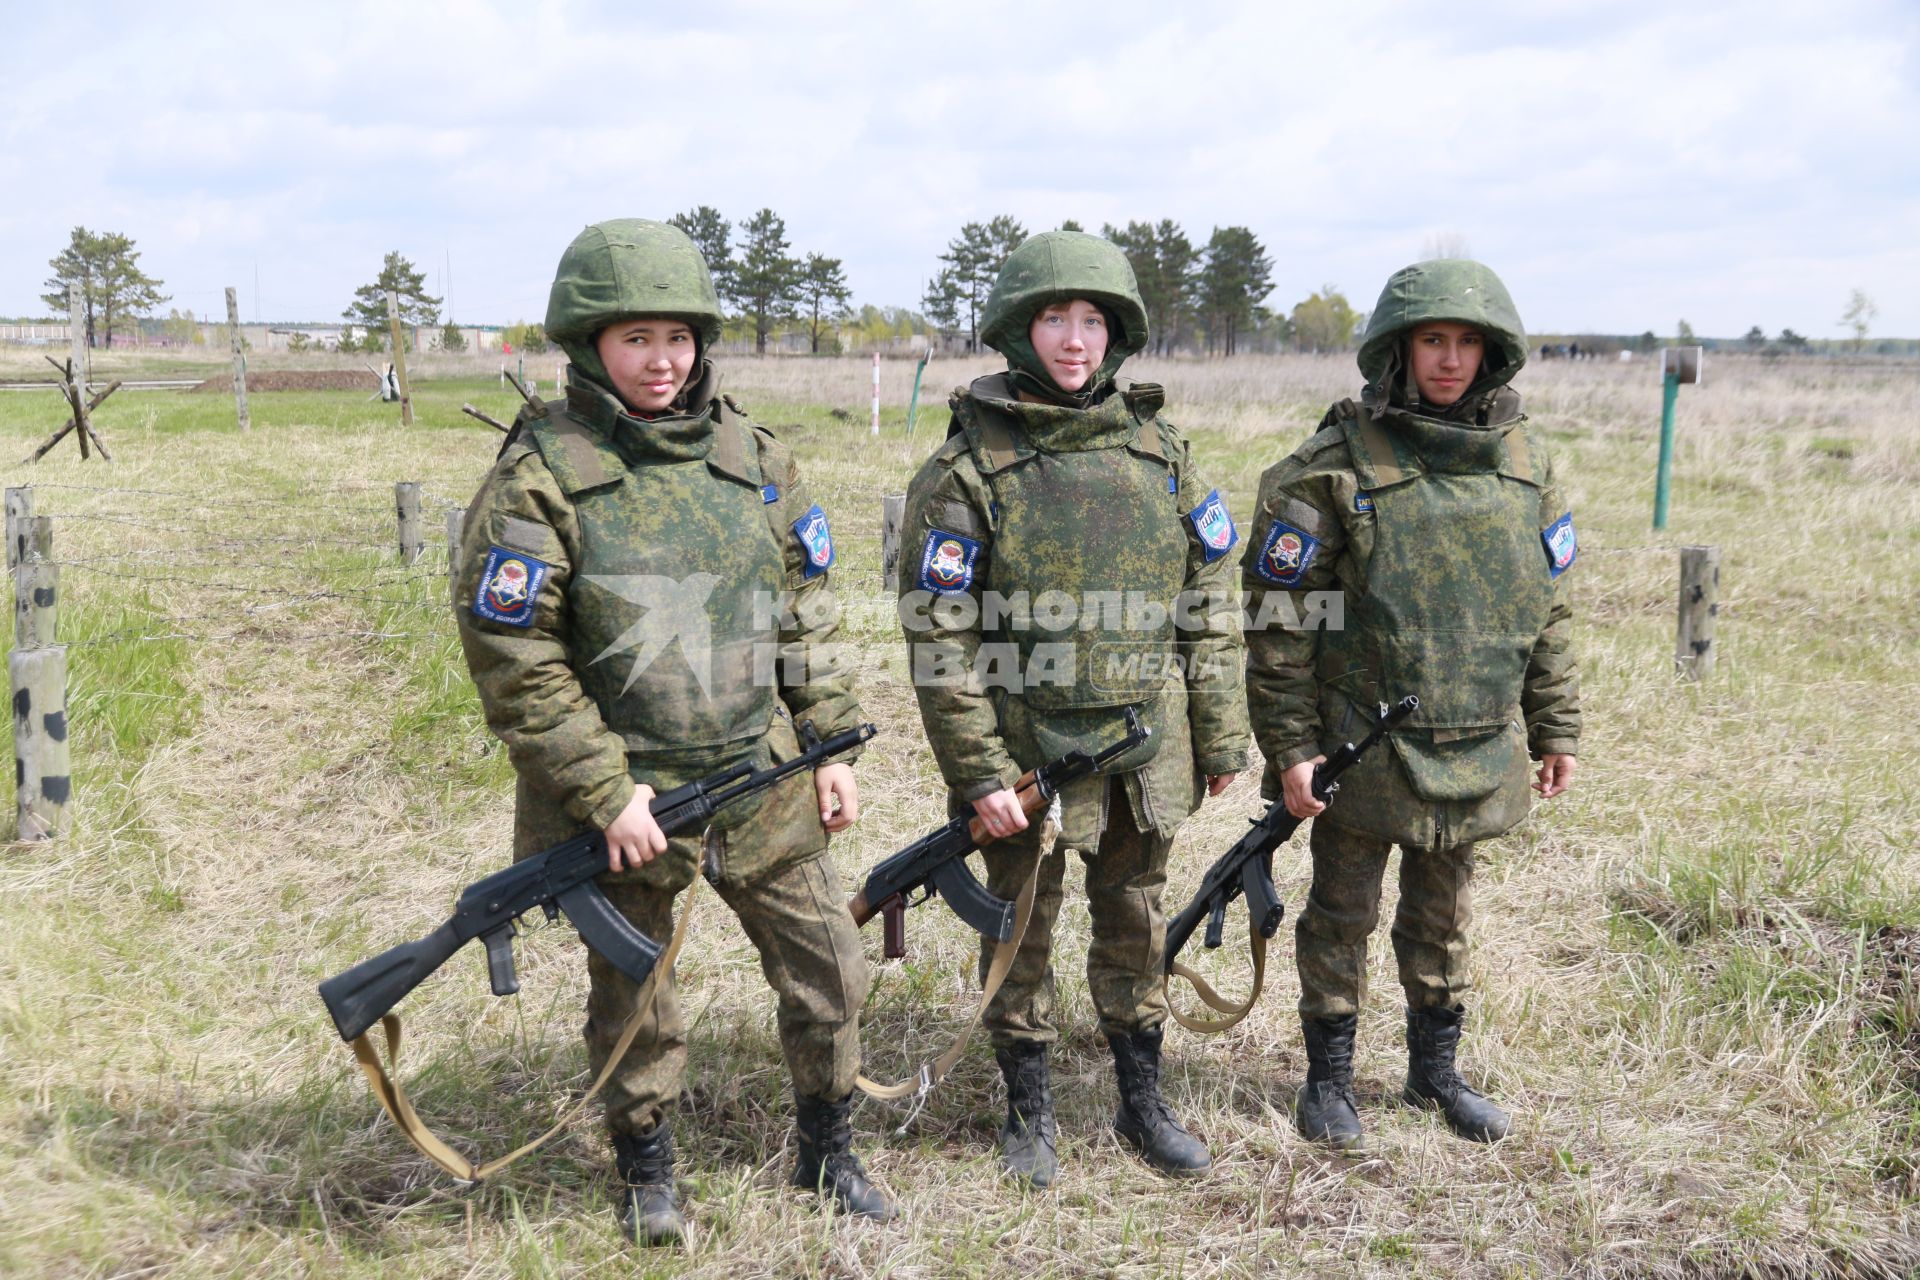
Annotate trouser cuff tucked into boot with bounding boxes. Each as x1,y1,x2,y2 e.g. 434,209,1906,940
1402,1004,1511,1142
791,1092,898,1221
1107,1026,1211,1176
995,1040,1058,1188
1297,1014,1366,1151
612,1124,685,1246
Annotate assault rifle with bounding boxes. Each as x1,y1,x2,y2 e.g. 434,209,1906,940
1165,696,1419,973
320,721,876,1042
849,708,1149,957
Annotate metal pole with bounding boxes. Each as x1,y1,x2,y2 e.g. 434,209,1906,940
905,347,932,445
1653,371,1679,531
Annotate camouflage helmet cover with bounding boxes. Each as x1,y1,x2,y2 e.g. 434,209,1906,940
545,219,725,357
1357,258,1529,395
980,231,1150,385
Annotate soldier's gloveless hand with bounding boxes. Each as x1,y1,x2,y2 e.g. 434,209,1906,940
604,784,670,871
1205,772,1239,798
814,763,860,833
1532,753,1576,800
973,789,1030,838
1282,758,1328,819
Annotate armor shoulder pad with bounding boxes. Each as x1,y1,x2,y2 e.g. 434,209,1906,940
527,411,624,496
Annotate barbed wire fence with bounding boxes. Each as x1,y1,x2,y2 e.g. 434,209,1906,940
7,480,469,838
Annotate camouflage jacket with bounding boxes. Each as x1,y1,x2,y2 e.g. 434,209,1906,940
456,371,862,866
1244,392,1579,809
901,374,1248,837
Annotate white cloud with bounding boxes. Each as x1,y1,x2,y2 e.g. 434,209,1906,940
1,0,1914,336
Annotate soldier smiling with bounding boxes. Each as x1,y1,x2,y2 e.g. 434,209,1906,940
455,219,892,1244
898,231,1249,1188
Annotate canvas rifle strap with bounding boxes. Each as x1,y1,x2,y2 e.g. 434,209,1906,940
1164,927,1267,1035
854,852,1047,1104
346,875,701,1183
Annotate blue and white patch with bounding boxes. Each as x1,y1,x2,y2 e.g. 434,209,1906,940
1167,473,1178,496
1542,511,1578,578
1251,522,1320,588
1353,491,1374,514
1185,488,1239,562
792,504,835,578
471,546,551,628
917,528,982,595
760,482,779,504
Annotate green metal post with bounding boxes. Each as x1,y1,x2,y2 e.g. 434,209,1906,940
1653,371,1679,531
904,348,932,444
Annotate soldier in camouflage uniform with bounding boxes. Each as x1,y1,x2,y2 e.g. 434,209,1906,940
1243,259,1580,1151
455,219,892,1243
899,231,1249,1187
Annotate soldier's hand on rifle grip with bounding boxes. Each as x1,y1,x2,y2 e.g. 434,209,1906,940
1282,757,1328,819
972,789,1029,838
605,784,670,871
815,762,860,832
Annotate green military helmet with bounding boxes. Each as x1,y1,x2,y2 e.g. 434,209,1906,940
980,231,1149,389
545,219,725,387
1357,259,1529,397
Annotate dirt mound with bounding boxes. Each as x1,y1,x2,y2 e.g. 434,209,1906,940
190,370,376,393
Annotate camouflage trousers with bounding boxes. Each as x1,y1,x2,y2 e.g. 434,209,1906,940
584,833,869,1136
977,775,1175,1044
1295,816,1476,1021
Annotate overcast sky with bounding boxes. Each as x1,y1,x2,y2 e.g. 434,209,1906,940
3,0,1915,338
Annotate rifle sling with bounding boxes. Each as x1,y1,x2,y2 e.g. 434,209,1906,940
345,875,701,1183
853,852,1046,1103
1164,927,1268,1035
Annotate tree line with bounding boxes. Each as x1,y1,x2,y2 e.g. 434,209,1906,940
922,217,1285,356
29,225,1894,359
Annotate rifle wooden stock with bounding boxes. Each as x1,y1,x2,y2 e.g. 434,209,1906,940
848,767,1048,930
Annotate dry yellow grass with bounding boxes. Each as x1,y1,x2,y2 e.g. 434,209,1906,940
1,352,1917,1277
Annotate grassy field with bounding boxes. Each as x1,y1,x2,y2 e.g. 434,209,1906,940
1,350,1916,1278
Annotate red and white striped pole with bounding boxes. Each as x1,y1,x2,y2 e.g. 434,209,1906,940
870,352,881,437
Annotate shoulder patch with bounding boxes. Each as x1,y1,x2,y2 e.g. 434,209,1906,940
472,546,551,628
1542,512,1578,578
1251,522,1320,588
792,504,835,578
917,528,982,595
1185,489,1239,562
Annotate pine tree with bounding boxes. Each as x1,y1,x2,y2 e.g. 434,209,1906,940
343,253,441,349
42,227,168,348
734,209,802,355
799,254,852,354
669,206,734,301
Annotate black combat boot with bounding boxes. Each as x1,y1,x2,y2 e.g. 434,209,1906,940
994,1041,1058,1188
791,1092,897,1221
611,1124,685,1246
1403,1004,1511,1142
1107,1026,1211,1176
1296,1014,1366,1151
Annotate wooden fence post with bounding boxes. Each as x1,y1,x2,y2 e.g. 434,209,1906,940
446,508,465,585
11,646,72,841
385,291,415,426
1675,545,1720,681
880,494,905,592
395,482,423,564
4,486,31,571
68,284,89,392
227,286,251,432
15,561,58,649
